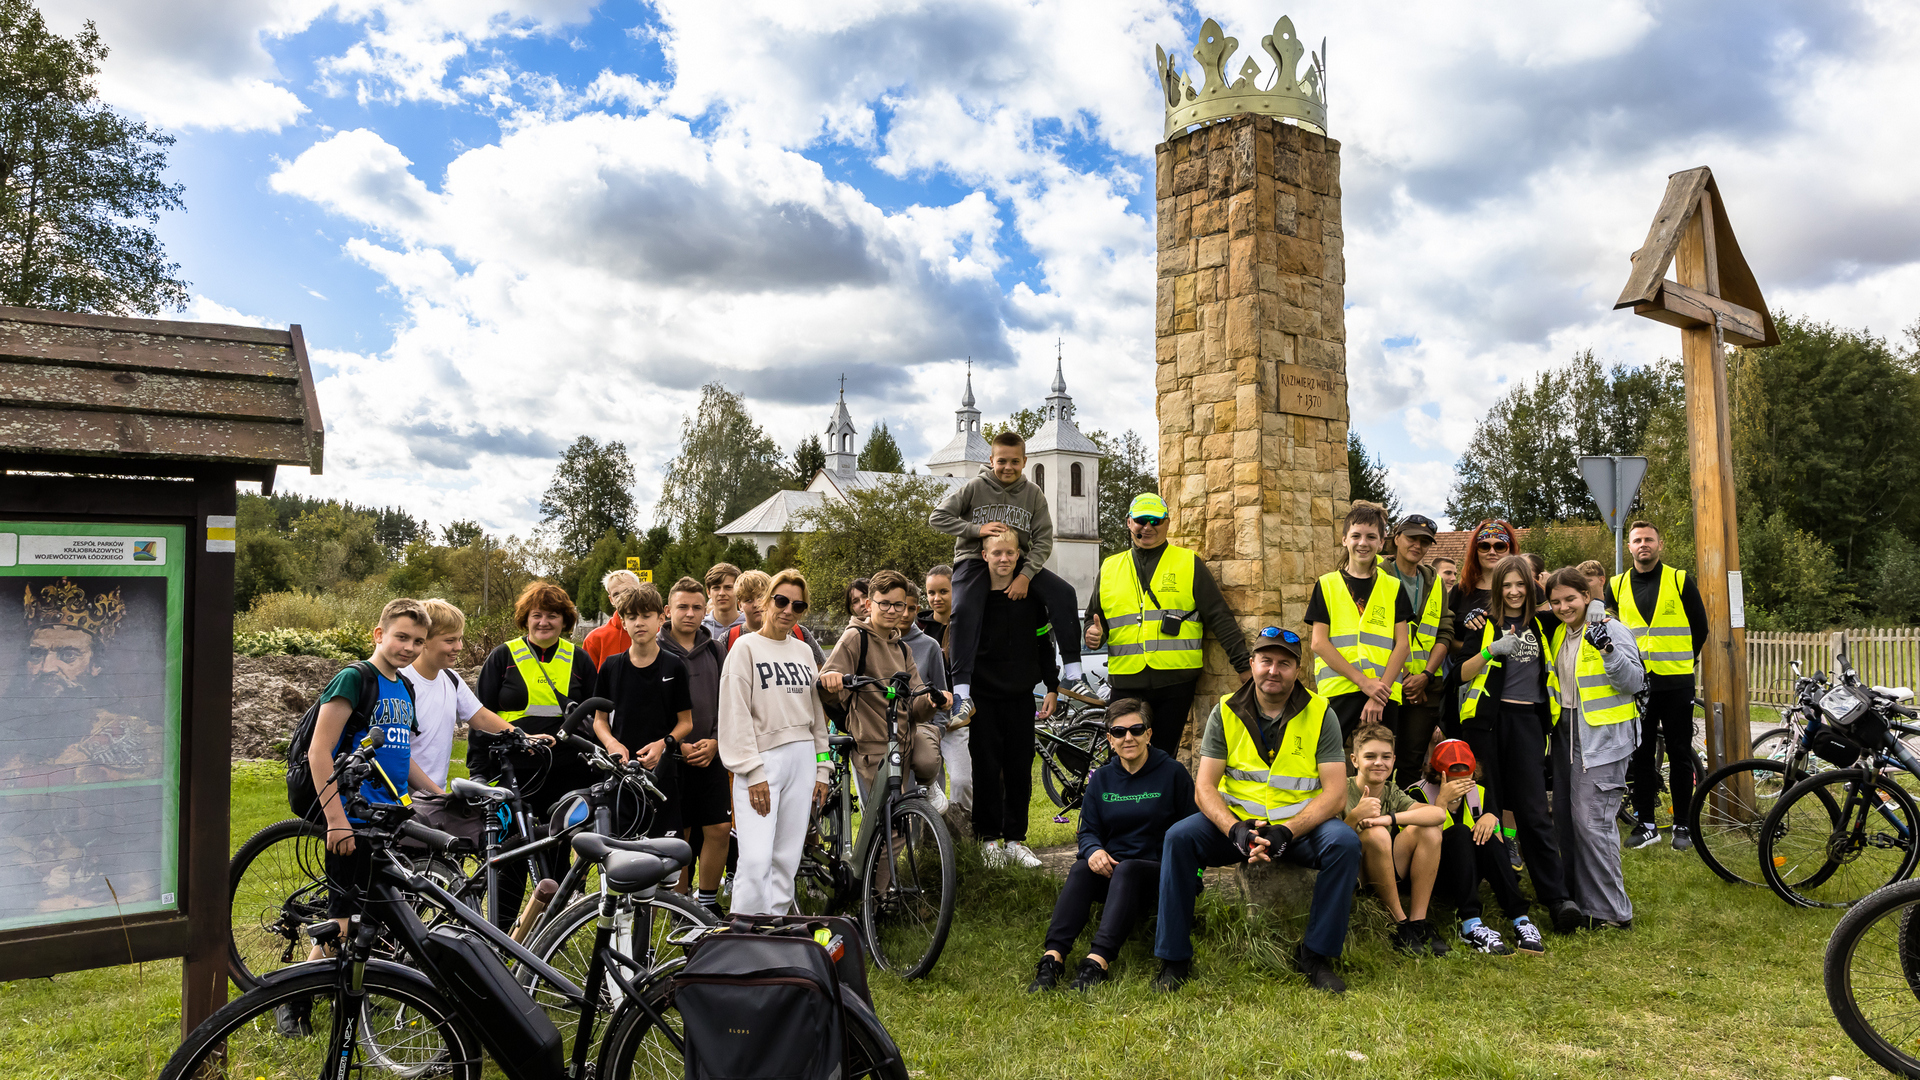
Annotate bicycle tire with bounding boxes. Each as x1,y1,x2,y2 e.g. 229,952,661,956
1826,878,1920,1078
160,960,480,1080
1039,721,1111,810
1689,758,1801,885
522,889,714,1045
228,817,329,989
860,797,955,980
1752,726,1796,761
597,978,908,1080
1761,768,1920,908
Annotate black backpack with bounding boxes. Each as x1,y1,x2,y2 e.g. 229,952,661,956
673,919,856,1080
285,659,417,820
821,628,907,728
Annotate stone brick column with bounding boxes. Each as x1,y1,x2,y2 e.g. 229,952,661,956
1154,114,1349,751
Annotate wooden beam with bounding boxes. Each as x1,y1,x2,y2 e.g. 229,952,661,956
289,324,326,475
0,405,314,465
0,303,294,347
1630,280,1768,346
0,324,299,382
182,476,237,1034
0,359,309,421
1615,167,1712,309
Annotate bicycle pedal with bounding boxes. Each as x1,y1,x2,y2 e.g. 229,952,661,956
1052,815,1070,824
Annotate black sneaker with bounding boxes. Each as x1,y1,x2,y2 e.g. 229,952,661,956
1152,959,1192,993
1626,823,1661,849
1511,918,1546,955
1671,826,1693,853
1460,922,1513,955
1389,919,1425,957
1550,898,1583,934
274,997,313,1037
1292,944,1347,993
1581,915,1634,931
1505,835,1524,871
1068,957,1109,992
1026,956,1066,993
1416,919,1451,957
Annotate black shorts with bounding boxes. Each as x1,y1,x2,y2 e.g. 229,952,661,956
677,761,733,830
324,841,374,918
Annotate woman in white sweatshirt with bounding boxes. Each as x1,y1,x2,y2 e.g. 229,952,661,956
717,568,838,915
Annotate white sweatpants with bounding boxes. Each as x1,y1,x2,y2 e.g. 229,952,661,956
940,726,973,812
730,740,816,916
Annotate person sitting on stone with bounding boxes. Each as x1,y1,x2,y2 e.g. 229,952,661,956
1028,698,1195,993
1345,724,1448,957
1152,624,1360,993
1406,738,1537,955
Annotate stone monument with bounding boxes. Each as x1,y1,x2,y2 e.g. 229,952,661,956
1154,15,1349,747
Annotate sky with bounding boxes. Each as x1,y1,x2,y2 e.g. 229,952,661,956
44,0,1920,536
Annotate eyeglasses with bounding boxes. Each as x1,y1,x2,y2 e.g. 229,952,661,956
1131,515,1166,526
1107,722,1149,738
1476,540,1510,553
873,600,910,613
769,594,810,614
1257,626,1301,644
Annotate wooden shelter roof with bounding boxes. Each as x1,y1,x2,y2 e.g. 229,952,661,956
0,306,323,482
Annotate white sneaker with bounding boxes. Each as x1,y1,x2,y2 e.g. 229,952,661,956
981,840,1007,867
925,782,950,816
1005,841,1043,869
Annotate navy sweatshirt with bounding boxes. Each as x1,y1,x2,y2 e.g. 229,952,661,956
1076,747,1197,862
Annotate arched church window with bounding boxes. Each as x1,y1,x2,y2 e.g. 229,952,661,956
1071,462,1084,497
1033,464,1045,492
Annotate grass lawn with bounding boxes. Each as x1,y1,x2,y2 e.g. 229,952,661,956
0,745,1884,1079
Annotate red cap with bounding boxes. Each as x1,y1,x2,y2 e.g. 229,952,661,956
1430,739,1476,777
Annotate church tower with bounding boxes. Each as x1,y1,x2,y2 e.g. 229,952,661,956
824,378,858,480
1026,354,1103,605
926,365,990,476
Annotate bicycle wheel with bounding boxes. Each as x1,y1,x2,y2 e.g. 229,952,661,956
1826,878,1920,1078
524,890,713,1045
597,981,908,1080
1761,768,1920,908
229,818,329,989
1752,726,1796,761
861,797,955,980
159,961,480,1080
1689,758,1802,885
1039,722,1110,809
794,847,839,915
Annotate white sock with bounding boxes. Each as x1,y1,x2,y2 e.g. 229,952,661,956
954,683,970,702
1062,663,1082,680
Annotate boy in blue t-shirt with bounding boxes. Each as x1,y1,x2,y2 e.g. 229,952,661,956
307,598,442,955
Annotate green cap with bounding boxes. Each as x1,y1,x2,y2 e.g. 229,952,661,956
1128,493,1170,519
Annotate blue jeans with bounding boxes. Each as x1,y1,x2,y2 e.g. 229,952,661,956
1153,811,1362,962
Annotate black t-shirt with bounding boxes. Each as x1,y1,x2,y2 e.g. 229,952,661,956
1303,570,1415,627
595,648,693,749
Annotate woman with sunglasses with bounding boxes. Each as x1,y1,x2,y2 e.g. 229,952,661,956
1446,519,1521,660
1028,697,1195,993
717,569,837,915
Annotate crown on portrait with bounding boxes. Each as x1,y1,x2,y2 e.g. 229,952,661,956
23,578,126,644
1157,15,1326,142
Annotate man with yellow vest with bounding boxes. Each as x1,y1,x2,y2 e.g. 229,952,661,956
1084,493,1251,757
1152,625,1360,994
1545,567,1645,930
1381,513,1452,788
1602,521,1708,852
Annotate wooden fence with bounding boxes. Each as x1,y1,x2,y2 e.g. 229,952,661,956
1747,628,1920,708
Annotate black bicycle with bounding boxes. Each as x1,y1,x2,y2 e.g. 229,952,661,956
1825,877,1920,1078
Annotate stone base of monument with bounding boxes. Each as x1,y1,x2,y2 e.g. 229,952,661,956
1234,860,1318,919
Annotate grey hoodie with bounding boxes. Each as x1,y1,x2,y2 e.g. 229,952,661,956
1557,618,1645,770
897,621,951,729
657,624,726,742
927,465,1054,579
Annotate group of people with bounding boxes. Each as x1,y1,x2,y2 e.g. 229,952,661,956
298,426,1709,998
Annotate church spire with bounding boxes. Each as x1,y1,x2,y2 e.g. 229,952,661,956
926,358,990,474
825,375,858,479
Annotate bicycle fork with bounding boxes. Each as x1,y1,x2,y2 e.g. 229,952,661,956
321,915,378,1080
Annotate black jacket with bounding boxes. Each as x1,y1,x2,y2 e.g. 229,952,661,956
1442,611,1557,735
1077,747,1197,861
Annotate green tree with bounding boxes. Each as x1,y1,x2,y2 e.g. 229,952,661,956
1742,511,1855,630
1087,428,1157,558
1347,430,1403,521
856,421,905,473
234,533,303,611
721,536,765,573
1865,532,1920,626
441,519,483,547
797,475,954,617
655,382,786,534
790,434,826,487
288,503,387,591
539,436,637,558
765,528,801,573
0,2,188,314
983,408,1045,443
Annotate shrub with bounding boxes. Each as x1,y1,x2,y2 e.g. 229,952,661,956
233,626,365,661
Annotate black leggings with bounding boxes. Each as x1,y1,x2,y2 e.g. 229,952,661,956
1463,701,1567,906
1631,686,1697,824
969,694,1036,843
947,558,1080,690
1439,823,1529,921
1043,857,1160,961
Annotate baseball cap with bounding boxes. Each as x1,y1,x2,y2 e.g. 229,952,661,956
1128,493,1171,520
1251,624,1302,659
1429,739,1476,777
1395,514,1438,539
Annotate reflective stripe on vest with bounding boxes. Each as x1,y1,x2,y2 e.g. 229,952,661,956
1218,692,1330,822
1403,568,1446,678
1459,621,1497,722
1610,565,1695,676
1547,623,1638,728
1099,545,1204,675
500,636,575,723
1312,571,1404,702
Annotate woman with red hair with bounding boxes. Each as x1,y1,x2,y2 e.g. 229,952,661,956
1447,519,1520,658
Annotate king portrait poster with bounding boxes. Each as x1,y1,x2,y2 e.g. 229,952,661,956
0,522,185,931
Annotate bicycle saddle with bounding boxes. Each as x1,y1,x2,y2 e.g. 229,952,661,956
572,832,692,870
1873,686,1915,702
449,777,513,802
602,851,672,894
829,734,855,751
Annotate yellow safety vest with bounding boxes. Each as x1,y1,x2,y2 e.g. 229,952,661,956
1547,623,1639,729
1099,544,1204,676
1609,565,1694,677
1218,691,1330,822
1399,566,1445,678
500,636,575,723
1312,571,1404,702
1411,779,1485,831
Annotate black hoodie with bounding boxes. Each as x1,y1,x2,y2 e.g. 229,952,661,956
656,624,726,742
1076,746,1197,862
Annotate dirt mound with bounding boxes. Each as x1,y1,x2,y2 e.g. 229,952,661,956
231,654,482,761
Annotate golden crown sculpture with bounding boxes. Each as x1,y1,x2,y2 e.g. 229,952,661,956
24,579,126,645
1158,16,1326,141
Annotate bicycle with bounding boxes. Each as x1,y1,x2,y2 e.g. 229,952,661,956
1824,876,1920,1078
792,670,956,979
1036,712,1112,821
166,735,708,1080
1690,663,1830,885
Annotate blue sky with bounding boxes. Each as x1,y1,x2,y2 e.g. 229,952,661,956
46,0,1920,536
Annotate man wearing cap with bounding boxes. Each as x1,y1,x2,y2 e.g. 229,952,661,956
1084,494,1252,757
1152,624,1359,993
1381,514,1453,789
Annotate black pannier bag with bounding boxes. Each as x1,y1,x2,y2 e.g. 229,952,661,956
673,927,846,1080
421,925,564,1078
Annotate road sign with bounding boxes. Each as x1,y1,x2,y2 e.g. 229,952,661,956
626,557,640,570
1578,455,1650,574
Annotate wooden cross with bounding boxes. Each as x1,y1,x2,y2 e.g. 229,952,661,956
1614,167,1780,786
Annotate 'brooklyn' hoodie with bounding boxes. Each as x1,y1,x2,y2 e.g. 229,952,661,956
927,464,1055,579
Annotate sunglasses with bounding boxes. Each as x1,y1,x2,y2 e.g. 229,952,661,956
1445,763,1474,775
1257,626,1301,644
1107,722,1149,739
1131,515,1166,526
1476,540,1510,553
769,594,810,614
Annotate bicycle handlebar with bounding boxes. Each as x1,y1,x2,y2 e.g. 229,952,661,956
839,673,945,701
